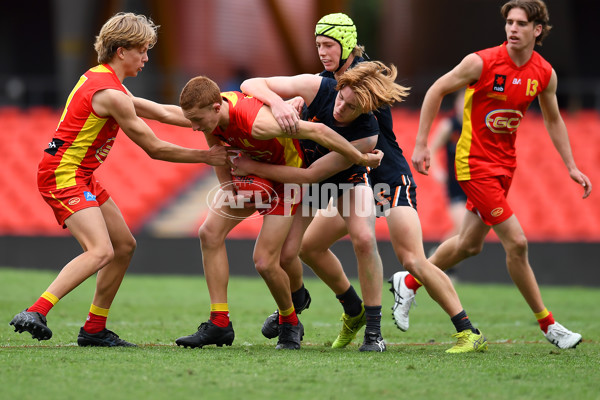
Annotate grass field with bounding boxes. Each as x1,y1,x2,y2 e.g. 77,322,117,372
1,267,599,400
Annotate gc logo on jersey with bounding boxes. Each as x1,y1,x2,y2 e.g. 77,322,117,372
485,109,524,134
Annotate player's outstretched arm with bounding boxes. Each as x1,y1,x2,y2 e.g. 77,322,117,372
93,89,228,166
241,75,320,135
538,70,592,198
233,136,379,184
125,87,191,128
296,120,382,168
250,106,381,168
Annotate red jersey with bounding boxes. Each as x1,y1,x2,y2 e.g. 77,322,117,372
38,64,126,190
213,91,304,168
455,43,552,181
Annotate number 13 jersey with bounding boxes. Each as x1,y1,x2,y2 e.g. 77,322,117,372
456,42,552,181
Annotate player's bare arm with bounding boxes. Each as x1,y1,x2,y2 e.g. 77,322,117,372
241,75,321,135
92,89,228,166
233,135,378,184
538,70,592,198
128,92,191,128
250,107,381,168
413,53,483,175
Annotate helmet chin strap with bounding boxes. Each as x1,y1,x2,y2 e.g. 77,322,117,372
335,57,348,73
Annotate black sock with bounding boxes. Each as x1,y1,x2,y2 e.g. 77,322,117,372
364,305,382,334
291,284,308,310
451,310,476,333
335,285,363,317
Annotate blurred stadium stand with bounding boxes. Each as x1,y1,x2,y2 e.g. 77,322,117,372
1,107,598,242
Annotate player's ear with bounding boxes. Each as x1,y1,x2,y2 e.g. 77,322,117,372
534,23,542,39
213,103,221,113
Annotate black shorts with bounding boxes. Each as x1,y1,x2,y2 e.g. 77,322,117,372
372,174,417,216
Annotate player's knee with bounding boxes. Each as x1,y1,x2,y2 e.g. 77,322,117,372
398,253,419,274
253,253,276,277
298,243,318,265
89,244,115,271
198,224,222,249
505,234,528,257
458,239,484,258
280,248,297,269
350,231,377,257
113,235,136,260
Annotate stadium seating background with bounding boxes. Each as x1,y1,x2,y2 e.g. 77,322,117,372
1,106,599,242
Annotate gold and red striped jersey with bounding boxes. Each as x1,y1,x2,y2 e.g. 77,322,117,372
456,43,552,181
38,64,126,189
213,91,304,168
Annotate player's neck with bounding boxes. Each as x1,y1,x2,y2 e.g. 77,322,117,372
506,44,534,67
106,62,127,83
333,56,354,80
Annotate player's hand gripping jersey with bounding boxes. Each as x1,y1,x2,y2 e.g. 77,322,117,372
212,91,304,216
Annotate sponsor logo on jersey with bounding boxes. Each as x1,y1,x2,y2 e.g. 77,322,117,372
68,197,80,206
44,138,65,156
84,191,97,201
485,109,524,134
491,207,504,217
493,74,506,92
512,78,521,84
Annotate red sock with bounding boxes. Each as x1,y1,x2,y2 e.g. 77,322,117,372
210,311,230,328
537,312,555,334
28,297,55,316
83,313,107,334
279,310,299,326
405,274,422,292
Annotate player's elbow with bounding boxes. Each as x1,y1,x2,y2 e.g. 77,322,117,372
239,79,252,94
359,136,377,153
143,142,167,160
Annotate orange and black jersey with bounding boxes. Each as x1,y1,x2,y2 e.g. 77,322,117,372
320,57,415,189
302,78,378,186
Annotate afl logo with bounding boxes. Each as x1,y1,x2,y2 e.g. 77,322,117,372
491,207,504,217
68,197,81,206
485,109,523,134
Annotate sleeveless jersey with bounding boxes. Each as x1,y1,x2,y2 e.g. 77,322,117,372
320,57,414,188
213,91,304,168
456,43,552,181
38,64,126,189
303,78,379,186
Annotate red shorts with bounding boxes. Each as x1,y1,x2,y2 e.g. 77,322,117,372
259,182,301,216
459,176,513,226
38,177,110,228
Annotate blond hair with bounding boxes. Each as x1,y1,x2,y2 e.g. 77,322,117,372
336,61,410,112
94,12,159,64
179,76,223,111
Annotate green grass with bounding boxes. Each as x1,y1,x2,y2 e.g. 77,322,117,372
1,267,599,400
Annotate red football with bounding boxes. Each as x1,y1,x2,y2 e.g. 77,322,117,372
232,174,275,204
